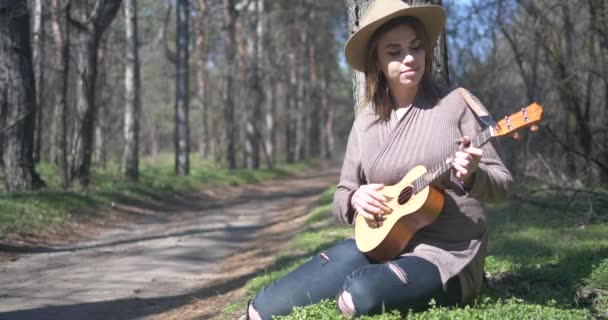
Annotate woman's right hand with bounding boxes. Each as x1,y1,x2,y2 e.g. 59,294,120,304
351,184,391,223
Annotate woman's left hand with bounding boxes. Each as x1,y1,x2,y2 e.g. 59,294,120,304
452,136,482,185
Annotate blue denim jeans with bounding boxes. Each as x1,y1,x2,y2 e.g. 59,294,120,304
251,239,461,319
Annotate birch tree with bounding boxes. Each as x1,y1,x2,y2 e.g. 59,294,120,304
245,0,264,169
123,0,141,180
49,0,69,187
195,0,209,160
31,0,44,163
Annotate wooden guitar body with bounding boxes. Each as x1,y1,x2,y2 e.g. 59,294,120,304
354,165,444,262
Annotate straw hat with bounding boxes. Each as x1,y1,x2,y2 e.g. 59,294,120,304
344,0,446,72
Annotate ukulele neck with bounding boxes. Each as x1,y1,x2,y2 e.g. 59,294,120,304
412,127,494,194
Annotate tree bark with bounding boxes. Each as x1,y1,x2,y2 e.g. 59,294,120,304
320,66,334,160
286,48,297,163
427,0,449,88
69,0,122,187
262,0,274,169
294,2,307,161
175,0,190,175
49,0,69,188
94,43,108,169
344,0,371,110
195,0,209,160
123,0,141,180
590,0,608,181
245,0,263,169
0,0,45,191
223,0,238,169
235,10,248,168
31,0,44,163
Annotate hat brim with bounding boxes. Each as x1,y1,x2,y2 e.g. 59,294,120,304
344,5,446,72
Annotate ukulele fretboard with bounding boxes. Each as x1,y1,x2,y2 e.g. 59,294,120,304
412,126,494,194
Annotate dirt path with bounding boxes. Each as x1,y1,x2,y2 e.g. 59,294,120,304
0,164,340,320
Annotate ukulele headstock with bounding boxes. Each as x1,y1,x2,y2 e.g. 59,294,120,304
493,103,543,138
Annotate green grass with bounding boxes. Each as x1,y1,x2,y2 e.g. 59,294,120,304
217,183,608,319
0,154,317,239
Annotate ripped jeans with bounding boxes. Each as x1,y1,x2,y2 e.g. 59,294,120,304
250,239,461,319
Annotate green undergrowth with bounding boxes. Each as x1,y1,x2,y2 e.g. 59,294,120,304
217,183,608,319
0,154,316,239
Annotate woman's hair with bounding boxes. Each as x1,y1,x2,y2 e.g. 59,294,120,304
360,16,442,121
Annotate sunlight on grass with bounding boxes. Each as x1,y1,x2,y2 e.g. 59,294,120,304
273,297,591,320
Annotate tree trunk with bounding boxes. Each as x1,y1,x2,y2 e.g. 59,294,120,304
71,32,98,185
286,49,297,163
31,0,44,163
344,0,371,110
305,4,318,159
0,0,45,191
294,5,306,162
123,0,141,180
236,13,248,168
94,44,108,169
554,3,580,178
592,0,608,182
175,0,190,175
69,0,122,187
263,80,275,168
262,0,274,169
245,0,263,169
320,67,333,160
50,0,69,188
195,0,209,160
427,0,449,87
223,0,238,169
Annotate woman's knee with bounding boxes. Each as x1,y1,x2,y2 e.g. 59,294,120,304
249,240,372,319
249,285,296,320
247,302,262,320
337,267,384,316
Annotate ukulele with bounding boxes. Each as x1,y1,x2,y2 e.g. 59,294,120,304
354,103,543,261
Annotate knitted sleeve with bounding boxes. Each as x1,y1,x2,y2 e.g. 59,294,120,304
332,121,366,225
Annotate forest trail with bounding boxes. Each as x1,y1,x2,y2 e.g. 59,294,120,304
0,164,340,320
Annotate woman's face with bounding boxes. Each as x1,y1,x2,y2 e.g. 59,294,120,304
376,24,425,91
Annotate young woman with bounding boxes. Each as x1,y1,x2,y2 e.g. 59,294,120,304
246,1,512,319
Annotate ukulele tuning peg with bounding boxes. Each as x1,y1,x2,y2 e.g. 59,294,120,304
530,125,539,132
513,132,521,140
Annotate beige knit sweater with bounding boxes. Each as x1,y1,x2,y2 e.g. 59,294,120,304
332,88,513,304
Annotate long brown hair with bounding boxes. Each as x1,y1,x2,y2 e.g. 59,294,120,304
360,16,441,121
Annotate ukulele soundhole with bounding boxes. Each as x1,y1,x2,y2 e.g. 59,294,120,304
398,186,413,205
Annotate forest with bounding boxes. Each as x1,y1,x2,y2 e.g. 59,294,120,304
0,0,607,319
0,0,606,192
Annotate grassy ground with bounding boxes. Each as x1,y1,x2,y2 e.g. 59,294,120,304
0,154,315,239
217,184,608,319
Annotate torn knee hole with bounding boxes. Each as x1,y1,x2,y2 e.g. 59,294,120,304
248,303,262,320
387,262,408,285
337,290,356,317
319,252,330,264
